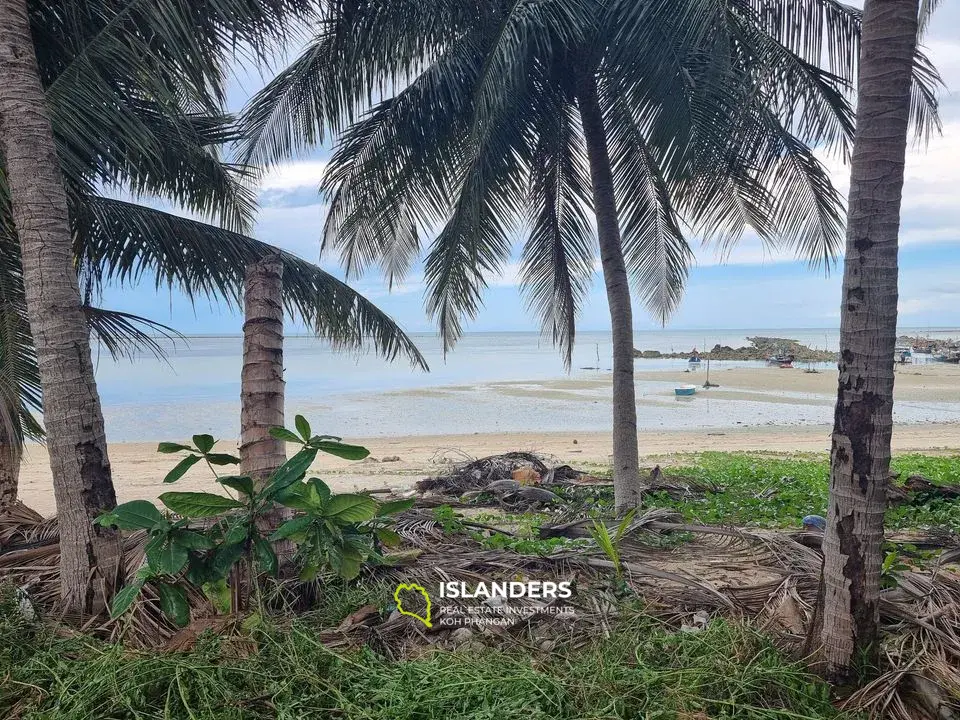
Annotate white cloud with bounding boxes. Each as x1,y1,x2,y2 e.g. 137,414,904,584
258,160,329,192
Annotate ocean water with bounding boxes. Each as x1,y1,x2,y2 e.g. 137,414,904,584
92,328,960,441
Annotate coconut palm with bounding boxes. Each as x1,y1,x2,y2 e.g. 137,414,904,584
820,0,931,682
239,0,937,508
0,0,424,612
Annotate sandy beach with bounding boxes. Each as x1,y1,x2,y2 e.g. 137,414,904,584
18,359,960,516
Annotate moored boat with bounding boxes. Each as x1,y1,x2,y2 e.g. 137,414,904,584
674,384,697,396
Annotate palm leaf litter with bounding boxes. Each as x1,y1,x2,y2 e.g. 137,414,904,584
2,453,959,719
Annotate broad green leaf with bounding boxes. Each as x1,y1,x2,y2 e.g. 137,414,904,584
206,453,241,466
171,529,214,551
224,518,250,545
98,500,164,530
164,455,201,483
374,528,402,547
211,542,246,579
219,475,255,497
110,581,144,619
159,491,244,518
193,434,216,453
316,440,369,461
201,580,232,614
158,442,193,454
295,415,311,442
263,448,317,497
186,556,213,586
270,515,312,541
253,536,278,576
308,478,331,508
328,545,362,580
274,482,312,511
156,583,190,627
158,540,189,575
376,499,415,516
145,533,166,570
324,494,378,523
269,427,302,444
299,564,320,582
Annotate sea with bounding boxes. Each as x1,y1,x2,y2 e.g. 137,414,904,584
92,328,960,442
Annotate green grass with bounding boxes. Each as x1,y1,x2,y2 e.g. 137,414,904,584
0,587,847,719
639,452,960,532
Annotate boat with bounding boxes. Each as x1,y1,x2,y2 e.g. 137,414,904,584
767,352,795,366
934,352,960,364
688,348,701,364
894,345,913,364
674,384,697,396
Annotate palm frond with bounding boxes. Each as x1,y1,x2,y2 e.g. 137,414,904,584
73,197,428,370
237,0,489,169
521,101,595,368
82,306,184,363
601,87,691,324
320,44,480,282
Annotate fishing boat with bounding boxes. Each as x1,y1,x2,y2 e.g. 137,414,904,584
674,384,697,396
688,348,702,364
768,353,795,366
895,345,913,364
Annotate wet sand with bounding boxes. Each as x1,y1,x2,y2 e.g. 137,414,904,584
18,422,960,517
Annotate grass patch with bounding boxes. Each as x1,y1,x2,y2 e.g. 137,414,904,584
640,452,960,532
0,588,846,719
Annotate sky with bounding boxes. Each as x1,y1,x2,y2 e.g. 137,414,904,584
101,7,960,336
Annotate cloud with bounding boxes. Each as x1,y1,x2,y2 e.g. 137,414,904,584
258,160,329,192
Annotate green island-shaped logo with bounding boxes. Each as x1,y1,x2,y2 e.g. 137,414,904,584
394,582,432,628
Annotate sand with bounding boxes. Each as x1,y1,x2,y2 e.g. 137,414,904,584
17,422,960,517
511,361,960,404
16,362,960,516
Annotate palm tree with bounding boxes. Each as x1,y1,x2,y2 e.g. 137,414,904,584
240,253,288,487
820,0,927,683
239,0,941,508
0,0,123,612
0,0,425,611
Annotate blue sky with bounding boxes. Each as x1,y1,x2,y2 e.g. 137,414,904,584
101,7,960,335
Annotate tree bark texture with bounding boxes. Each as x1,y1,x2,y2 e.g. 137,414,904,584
240,254,287,485
576,71,641,511
0,0,120,613
0,427,20,510
821,0,920,682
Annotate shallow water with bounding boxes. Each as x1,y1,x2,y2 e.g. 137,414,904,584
93,328,960,441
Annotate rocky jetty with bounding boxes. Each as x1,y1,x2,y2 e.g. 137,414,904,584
634,336,838,362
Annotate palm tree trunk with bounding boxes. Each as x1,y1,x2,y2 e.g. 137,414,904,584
240,254,287,483
820,0,920,682
240,254,291,547
576,71,641,511
0,427,20,510
0,0,120,612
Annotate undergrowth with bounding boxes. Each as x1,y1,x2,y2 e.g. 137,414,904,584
642,452,960,532
0,587,846,719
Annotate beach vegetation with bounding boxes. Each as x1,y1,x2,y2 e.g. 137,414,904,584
0,0,426,611
0,587,844,720
97,417,412,626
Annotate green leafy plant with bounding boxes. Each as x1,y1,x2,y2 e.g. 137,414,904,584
590,509,636,577
96,416,412,626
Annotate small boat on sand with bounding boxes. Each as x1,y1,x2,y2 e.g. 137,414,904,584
674,384,697,396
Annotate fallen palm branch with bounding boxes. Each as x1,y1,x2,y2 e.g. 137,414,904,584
2,497,958,717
